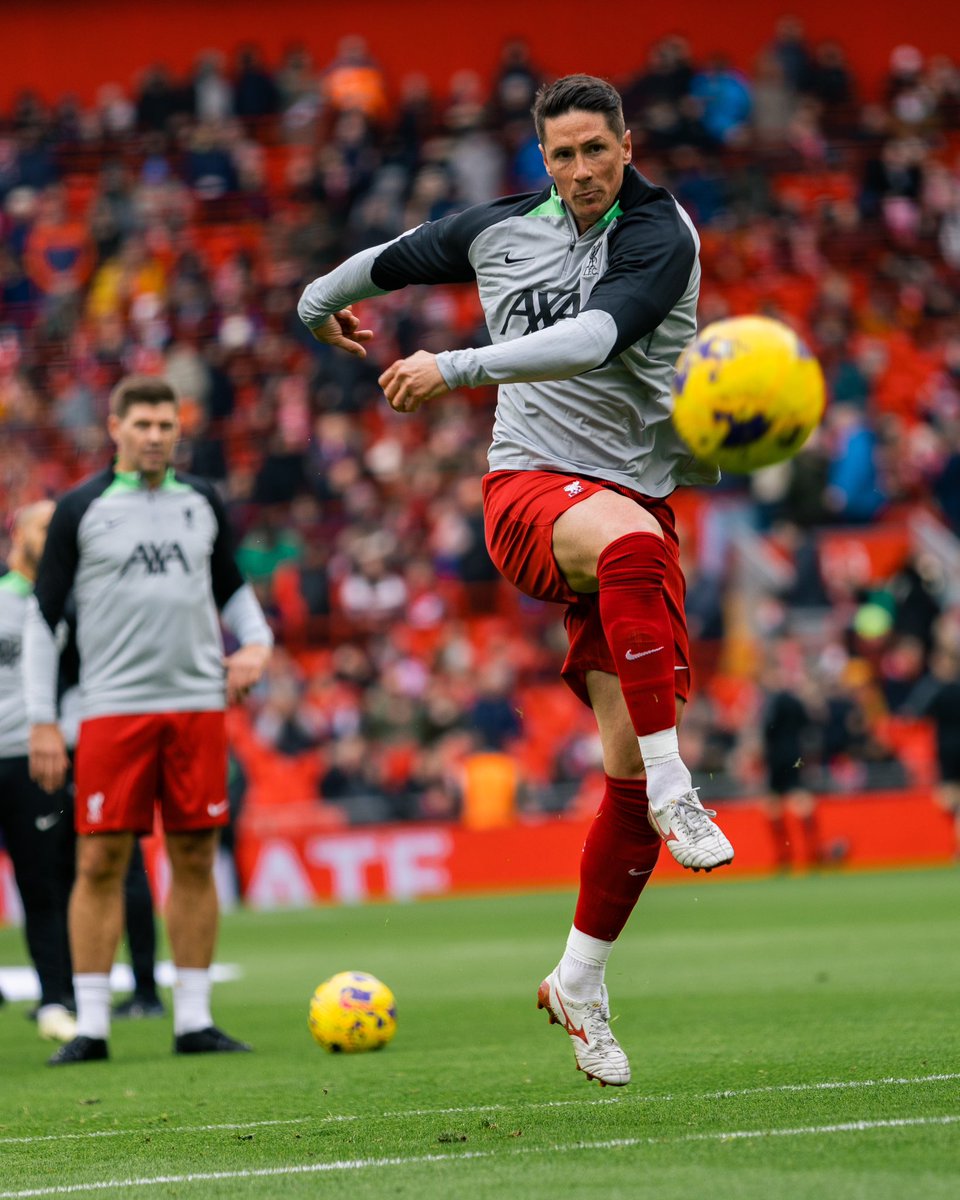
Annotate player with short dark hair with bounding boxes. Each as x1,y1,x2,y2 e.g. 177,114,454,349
531,72,625,141
107,374,179,419
298,73,731,1086
24,376,273,1064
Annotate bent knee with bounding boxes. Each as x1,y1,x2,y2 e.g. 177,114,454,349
167,830,218,878
554,491,663,592
76,835,133,888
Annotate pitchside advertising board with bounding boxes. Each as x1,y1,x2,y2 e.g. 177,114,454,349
0,791,951,921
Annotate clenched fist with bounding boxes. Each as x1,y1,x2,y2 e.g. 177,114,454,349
379,351,450,412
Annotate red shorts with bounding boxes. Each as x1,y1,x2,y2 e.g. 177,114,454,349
74,711,229,836
482,469,690,708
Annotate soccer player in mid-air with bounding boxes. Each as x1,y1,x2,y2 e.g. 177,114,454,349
24,375,273,1065
298,73,731,1087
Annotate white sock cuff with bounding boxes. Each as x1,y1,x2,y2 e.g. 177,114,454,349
175,967,212,987
566,925,614,967
637,726,680,766
74,973,112,1041
173,967,213,1036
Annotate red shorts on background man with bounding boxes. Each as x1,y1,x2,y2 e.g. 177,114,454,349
481,469,690,708
74,711,228,836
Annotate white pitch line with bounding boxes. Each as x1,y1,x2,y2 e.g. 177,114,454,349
2,1072,957,1147
0,1118,309,1147
700,1072,960,1101
673,1115,960,1142
0,1119,311,1147
1,1115,958,1199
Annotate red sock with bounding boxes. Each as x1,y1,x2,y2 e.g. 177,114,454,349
573,775,662,942
597,532,676,736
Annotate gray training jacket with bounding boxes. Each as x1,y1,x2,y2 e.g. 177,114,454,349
298,165,719,497
23,467,272,725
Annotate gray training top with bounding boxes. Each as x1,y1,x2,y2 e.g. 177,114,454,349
0,571,81,754
298,165,719,497
0,571,35,756
23,467,272,725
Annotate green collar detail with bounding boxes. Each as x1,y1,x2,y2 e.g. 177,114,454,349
0,570,33,596
106,467,182,494
526,191,566,219
594,198,623,229
527,186,622,232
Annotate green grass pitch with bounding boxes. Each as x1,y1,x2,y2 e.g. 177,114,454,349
1,867,958,1199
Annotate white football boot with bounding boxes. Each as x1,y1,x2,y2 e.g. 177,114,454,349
647,788,734,871
37,1004,78,1043
537,968,630,1087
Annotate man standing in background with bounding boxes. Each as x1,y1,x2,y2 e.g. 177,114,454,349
24,375,272,1065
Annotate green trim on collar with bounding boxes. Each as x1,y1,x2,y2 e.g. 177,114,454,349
525,190,566,219
0,569,32,596
103,468,188,495
526,186,622,230
595,200,623,229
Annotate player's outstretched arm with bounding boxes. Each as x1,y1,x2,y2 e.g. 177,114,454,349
379,351,451,413
308,309,374,358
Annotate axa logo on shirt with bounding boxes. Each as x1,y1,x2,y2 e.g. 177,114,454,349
499,289,580,335
119,541,191,577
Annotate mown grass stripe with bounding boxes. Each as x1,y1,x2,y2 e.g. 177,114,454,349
2,1072,956,1146
2,1114,958,1197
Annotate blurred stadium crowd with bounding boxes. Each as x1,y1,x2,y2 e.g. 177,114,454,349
2,19,960,827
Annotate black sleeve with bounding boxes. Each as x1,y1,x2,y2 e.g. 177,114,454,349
370,193,541,290
34,494,84,634
582,194,696,356
187,476,246,609
56,594,80,696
